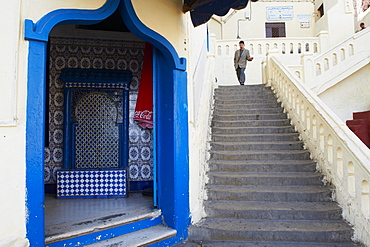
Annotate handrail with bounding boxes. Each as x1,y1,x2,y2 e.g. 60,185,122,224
301,28,370,93
265,52,370,246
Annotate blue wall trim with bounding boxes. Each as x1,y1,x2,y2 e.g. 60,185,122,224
25,0,190,245
26,40,47,246
119,0,186,71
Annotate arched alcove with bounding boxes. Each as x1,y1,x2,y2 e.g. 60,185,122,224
24,0,190,245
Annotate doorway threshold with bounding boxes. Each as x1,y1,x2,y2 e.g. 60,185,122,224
45,193,170,246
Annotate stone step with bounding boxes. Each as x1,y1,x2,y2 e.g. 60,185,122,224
214,98,278,105
86,225,176,247
208,172,323,186
214,102,281,109
210,141,304,151
213,104,284,116
205,201,343,220
177,240,360,247
45,209,165,246
208,160,317,173
212,126,295,134
214,95,277,102
214,93,277,100
207,185,332,202
212,112,287,121
212,119,291,127
212,133,300,142
215,85,273,92
215,85,271,93
189,218,353,243
210,150,311,161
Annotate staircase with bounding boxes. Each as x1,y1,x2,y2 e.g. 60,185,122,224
181,84,360,246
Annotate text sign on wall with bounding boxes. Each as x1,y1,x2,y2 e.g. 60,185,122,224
266,6,293,21
297,14,311,23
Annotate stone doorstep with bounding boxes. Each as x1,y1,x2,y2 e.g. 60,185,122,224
45,210,162,245
85,225,177,247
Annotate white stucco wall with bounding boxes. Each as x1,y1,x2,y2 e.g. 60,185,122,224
209,1,315,40
131,0,188,58
314,0,355,48
0,1,28,246
23,0,106,23
318,63,370,122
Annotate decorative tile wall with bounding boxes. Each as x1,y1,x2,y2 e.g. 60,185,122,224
45,37,153,185
57,169,127,198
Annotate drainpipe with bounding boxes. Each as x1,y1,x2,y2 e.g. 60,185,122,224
211,16,223,39
237,19,247,39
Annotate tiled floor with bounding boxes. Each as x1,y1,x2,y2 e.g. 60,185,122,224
45,192,156,240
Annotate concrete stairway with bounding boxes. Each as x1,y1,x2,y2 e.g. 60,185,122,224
182,85,360,246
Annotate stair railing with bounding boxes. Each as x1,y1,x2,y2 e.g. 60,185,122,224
214,37,320,85
300,28,370,94
265,50,370,246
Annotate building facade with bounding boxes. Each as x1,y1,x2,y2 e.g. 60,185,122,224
0,0,370,246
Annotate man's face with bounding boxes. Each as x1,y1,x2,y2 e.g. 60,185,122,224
239,43,245,50
361,23,365,29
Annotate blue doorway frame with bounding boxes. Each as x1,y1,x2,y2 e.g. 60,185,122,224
24,0,190,245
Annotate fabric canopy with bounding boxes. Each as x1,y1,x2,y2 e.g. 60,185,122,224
183,0,258,27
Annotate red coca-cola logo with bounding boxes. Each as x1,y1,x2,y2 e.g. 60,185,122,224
134,110,152,120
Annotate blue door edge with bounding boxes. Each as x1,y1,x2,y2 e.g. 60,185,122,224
24,0,190,246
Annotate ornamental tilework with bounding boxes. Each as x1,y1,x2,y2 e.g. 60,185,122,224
45,37,153,184
57,169,127,198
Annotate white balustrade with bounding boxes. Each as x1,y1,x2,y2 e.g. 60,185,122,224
265,53,370,246
215,38,320,57
301,28,370,93
214,38,319,85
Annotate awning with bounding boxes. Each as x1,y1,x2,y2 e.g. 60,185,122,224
183,0,258,27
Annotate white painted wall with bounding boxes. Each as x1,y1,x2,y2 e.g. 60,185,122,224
132,0,188,58
209,1,315,40
24,0,106,23
0,1,28,246
318,63,370,122
314,0,355,48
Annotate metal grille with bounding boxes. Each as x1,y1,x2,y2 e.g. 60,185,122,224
265,22,286,38
75,93,119,169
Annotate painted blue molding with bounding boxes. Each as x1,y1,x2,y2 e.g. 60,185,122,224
24,0,120,42
26,40,47,246
119,0,186,71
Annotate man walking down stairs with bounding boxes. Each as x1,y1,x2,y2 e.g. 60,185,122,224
178,85,362,246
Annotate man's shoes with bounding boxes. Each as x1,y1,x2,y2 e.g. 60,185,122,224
240,83,244,85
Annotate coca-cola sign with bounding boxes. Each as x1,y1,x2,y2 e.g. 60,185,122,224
134,110,153,120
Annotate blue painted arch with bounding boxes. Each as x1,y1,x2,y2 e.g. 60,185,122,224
24,0,190,246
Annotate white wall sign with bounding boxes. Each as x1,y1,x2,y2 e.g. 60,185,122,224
297,14,311,23
300,22,310,28
266,6,293,21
